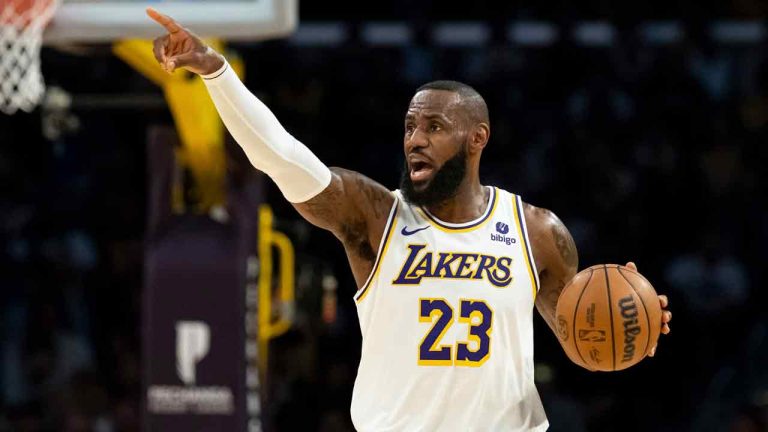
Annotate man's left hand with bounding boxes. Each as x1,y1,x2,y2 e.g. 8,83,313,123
625,261,671,357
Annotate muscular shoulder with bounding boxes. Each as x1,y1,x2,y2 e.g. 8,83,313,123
329,167,395,221
522,202,578,275
296,168,393,230
294,167,395,261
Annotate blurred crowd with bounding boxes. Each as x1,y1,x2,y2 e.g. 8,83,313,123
300,0,768,21
1,5,767,432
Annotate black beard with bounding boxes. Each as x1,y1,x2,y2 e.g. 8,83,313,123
400,148,467,206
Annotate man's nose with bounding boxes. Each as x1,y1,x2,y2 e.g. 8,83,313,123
406,127,429,152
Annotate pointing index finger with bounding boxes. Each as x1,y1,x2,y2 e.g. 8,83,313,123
146,7,182,34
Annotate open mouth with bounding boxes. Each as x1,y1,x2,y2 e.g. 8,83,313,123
409,160,434,182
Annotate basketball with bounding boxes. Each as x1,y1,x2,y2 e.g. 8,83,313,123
555,264,662,372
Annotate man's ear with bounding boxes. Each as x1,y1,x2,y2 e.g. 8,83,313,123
469,122,490,154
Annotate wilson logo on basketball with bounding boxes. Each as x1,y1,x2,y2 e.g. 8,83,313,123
619,295,641,363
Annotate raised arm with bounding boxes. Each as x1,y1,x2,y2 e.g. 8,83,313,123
147,8,395,286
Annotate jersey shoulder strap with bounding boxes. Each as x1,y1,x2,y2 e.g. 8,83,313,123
353,192,400,303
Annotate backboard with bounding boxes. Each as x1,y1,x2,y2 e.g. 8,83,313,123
44,0,297,43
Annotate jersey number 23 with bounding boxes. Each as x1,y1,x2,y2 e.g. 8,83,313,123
418,298,492,366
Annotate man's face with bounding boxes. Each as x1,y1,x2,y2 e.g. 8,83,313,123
400,90,469,205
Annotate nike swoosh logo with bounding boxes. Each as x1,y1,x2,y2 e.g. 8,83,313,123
401,226,430,236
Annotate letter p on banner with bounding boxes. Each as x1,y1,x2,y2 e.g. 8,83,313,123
176,321,211,385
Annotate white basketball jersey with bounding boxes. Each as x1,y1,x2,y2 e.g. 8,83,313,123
351,186,548,432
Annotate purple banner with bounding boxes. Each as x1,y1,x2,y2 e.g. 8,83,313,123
143,127,264,431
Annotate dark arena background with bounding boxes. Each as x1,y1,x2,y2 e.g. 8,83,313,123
1,1,767,431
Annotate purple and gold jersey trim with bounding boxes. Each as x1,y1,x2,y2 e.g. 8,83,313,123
354,197,400,304
417,187,498,233
512,194,540,300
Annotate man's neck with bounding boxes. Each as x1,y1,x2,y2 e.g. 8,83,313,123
425,179,488,224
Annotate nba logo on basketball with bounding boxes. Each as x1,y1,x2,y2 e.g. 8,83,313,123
491,222,516,245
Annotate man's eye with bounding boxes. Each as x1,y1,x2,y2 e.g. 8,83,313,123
430,124,441,132
406,124,415,134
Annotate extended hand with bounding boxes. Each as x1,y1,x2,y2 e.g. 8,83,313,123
146,7,225,75
625,261,671,357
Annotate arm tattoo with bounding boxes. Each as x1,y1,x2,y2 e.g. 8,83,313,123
300,181,345,225
294,168,392,264
355,174,389,220
528,205,579,335
340,218,377,263
551,220,578,270
535,276,564,333
543,279,563,308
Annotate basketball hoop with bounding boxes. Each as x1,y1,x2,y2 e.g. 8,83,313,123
0,0,60,114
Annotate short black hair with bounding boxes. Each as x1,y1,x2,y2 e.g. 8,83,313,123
415,80,489,126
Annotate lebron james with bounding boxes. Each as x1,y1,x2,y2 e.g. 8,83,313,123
148,9,672,431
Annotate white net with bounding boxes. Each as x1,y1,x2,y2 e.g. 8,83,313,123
0,0,60,114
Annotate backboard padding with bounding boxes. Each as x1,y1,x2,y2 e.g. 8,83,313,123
44,0,296,43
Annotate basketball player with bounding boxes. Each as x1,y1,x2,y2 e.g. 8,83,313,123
147,9,672,431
